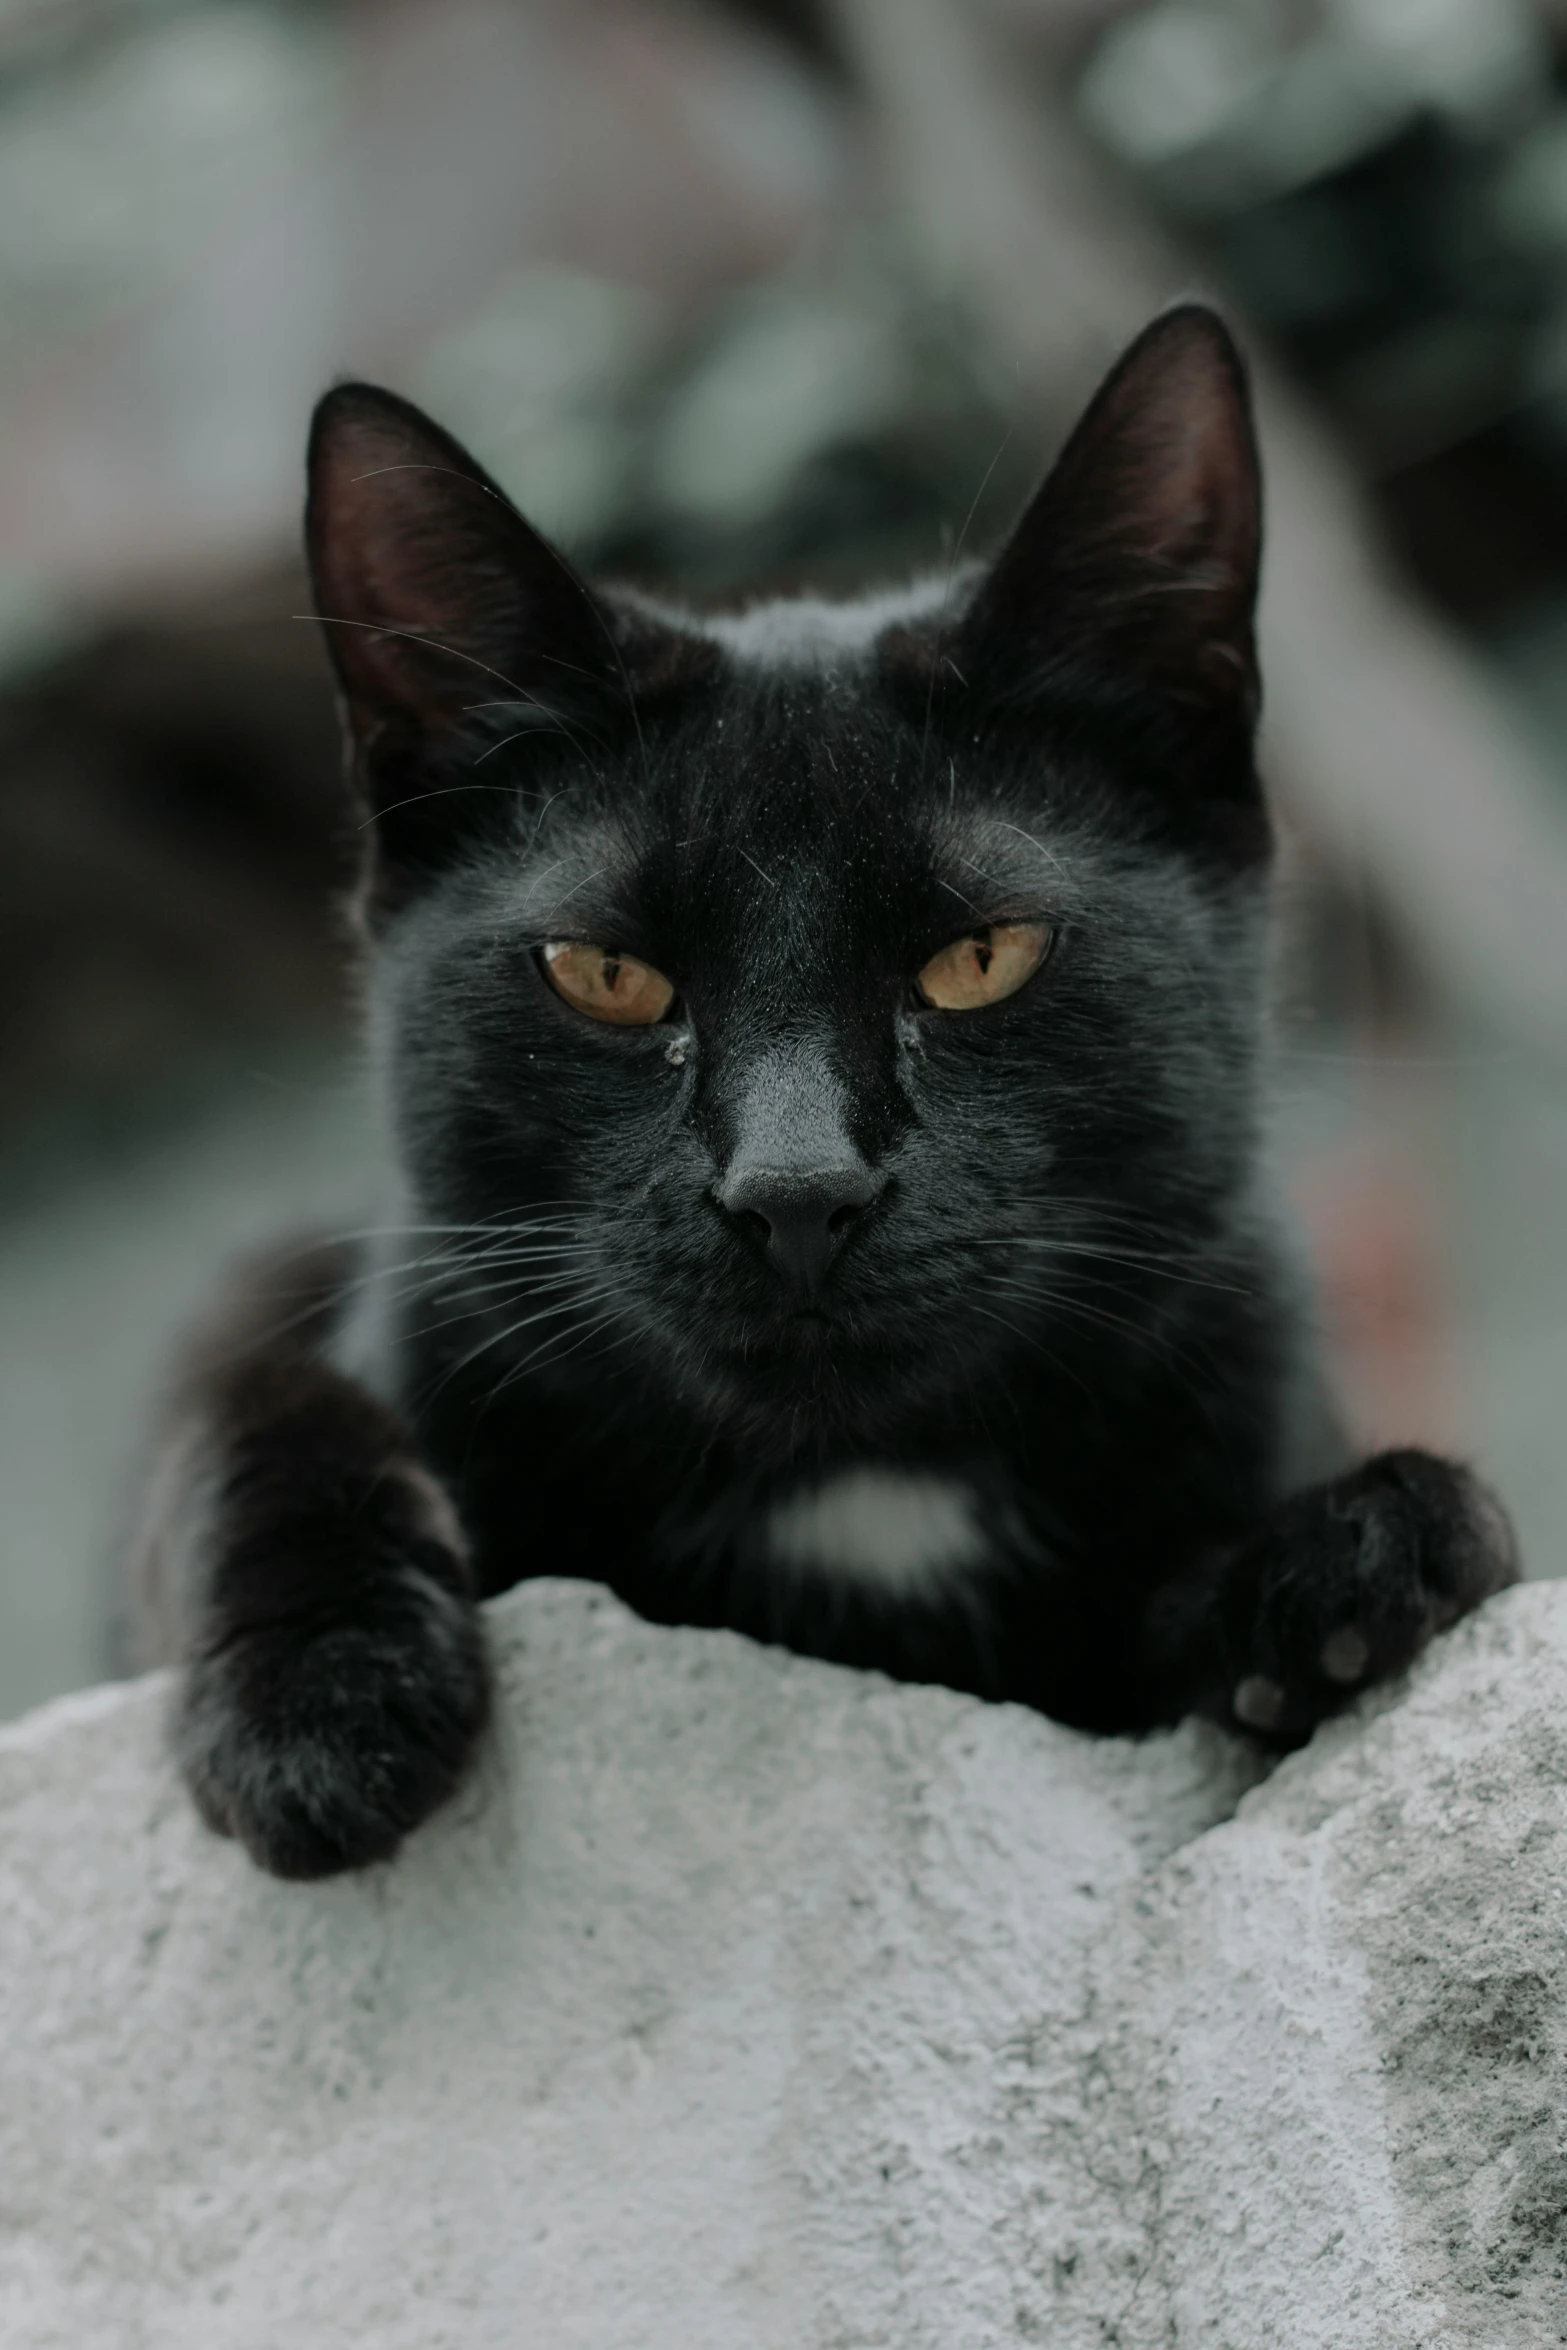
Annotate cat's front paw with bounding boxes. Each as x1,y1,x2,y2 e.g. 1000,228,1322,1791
1221,1448,1517,1743
177,1556,490,1880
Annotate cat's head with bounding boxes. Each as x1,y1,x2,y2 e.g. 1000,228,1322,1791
307,306,1270,1466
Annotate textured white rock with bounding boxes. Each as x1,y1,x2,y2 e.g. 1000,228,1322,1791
1,1578,1563,2348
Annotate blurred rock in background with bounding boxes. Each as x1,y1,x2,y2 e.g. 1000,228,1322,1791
3,0,1567,1718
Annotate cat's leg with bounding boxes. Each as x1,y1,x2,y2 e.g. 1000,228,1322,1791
1144,1448,1519,1742
131,1249,489,1878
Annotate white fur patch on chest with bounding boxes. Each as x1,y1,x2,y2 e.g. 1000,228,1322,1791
765,1469,986,1598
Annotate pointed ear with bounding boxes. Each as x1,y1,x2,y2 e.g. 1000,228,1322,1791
305,384,715,877
306,383,622,747
956,307,1261,724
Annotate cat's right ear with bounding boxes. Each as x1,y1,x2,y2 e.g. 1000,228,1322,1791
305,385,705,861
307,384,611,740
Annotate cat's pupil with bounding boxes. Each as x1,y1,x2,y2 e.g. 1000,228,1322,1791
972,934,994,976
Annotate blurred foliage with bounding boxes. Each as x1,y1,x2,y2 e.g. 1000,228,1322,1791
0,578,346,1145
1076,0,1567,637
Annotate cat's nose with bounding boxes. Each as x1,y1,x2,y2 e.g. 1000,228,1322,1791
716,1162,883,1299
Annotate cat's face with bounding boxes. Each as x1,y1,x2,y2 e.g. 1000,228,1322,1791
309,309,1271,1463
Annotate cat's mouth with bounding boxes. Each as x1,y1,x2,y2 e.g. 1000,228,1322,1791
719,1301,915,1392
736,1310,836,1361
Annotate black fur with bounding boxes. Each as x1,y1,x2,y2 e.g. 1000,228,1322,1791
131,308,1517,1878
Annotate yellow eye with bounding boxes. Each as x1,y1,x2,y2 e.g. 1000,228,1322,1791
916,921,1052,1012
541,940,675,1026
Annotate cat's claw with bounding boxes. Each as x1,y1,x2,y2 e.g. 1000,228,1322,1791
1232,1628,1369,1734
1318,1626,1370,1685
1221,1447,1517,1746
1232,1673,1288,1731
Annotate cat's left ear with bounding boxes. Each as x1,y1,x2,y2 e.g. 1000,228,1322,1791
955,306,1261,724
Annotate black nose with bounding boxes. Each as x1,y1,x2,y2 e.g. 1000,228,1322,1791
717,1162,883,1299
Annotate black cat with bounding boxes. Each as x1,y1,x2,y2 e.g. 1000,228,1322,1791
129,306,1517,1879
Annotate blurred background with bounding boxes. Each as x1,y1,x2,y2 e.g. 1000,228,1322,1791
2,0,1567,1720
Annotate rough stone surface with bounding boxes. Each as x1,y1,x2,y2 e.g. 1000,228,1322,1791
1,1578,1563,2349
